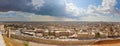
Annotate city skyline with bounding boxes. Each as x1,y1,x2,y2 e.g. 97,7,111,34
0,0,120,22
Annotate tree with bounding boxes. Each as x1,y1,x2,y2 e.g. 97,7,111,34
95,32,101,38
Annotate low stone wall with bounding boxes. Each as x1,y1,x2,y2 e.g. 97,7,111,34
10,34,96,45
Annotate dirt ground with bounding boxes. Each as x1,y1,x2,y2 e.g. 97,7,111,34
93,39,120,46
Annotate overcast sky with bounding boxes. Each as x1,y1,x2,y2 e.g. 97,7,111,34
0,0,120,22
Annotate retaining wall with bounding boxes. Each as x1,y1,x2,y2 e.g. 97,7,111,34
10,34,96,45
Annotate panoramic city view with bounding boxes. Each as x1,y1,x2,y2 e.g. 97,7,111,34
0,0,120,46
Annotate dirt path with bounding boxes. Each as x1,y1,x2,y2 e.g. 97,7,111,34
3,35,24,46
93,39,120,46
0,32,6,46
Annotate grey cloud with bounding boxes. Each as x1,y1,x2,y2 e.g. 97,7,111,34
0,0,67,17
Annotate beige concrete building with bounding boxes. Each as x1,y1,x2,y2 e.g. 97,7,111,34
0,25,4,31
76,32,95,39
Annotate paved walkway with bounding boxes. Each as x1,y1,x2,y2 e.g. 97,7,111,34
0,32,6,46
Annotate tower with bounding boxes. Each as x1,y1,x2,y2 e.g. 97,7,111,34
6,28,11,38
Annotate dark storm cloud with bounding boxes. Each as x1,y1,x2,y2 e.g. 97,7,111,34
0,0,66,16
0,0,32,11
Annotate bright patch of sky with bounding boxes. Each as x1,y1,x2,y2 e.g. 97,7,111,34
67,0,102,9
115,0,120,9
